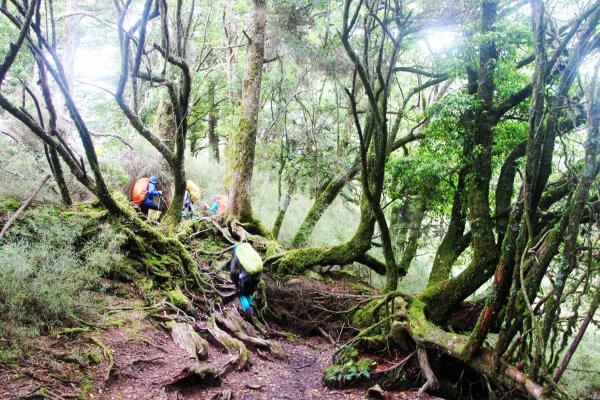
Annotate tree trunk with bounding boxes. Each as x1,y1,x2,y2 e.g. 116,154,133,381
271,195,376,276
44,144,72,206
272,164,300,239
61,0,78,92
292,132,423,249
227,0,267,226
540,65,599,350
397,197,427,275
426,169,468,287
207,80,220,162
292,162,359,248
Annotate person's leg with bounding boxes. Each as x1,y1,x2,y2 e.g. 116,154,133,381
139,203,150,216
239,295,250,311
148,203,163,212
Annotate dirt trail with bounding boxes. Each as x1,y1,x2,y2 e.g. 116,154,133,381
0,294,437,400
94,308,439,400
96,306,366,400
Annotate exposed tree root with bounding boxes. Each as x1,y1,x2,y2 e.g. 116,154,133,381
166,363,221,388
203,316,250,371
265,275,374,335
392,299,550,399
166,321,209,361
90,336,115,382
417,345,438,395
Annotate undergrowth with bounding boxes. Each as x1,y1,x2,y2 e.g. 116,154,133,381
0,205,126,346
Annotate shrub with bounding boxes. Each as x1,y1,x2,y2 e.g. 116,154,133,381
0,208,126,342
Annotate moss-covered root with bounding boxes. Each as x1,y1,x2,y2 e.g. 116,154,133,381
119,216,213,293
206,316,250,371
166,320,209,361
394,299,552,400
91,336,115,382
348,291,406,328
218,309,285,359
167,364,222,387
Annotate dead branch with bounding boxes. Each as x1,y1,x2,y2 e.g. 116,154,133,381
0,174,51,238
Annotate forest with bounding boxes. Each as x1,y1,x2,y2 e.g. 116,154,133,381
0,0,598,399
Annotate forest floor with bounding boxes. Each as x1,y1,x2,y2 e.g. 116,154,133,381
0,284,442,400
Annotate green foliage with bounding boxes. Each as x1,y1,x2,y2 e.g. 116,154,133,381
324,355,375,386
0,208,126,342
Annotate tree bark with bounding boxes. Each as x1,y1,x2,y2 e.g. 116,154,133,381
427,169,469,287
397,196,427,275
272,164,300,239
207,80,220,162
227,0,267,227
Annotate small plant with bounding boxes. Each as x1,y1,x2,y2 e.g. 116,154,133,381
324,357,375,386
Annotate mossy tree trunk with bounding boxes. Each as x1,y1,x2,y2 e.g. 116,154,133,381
207,80,220,163
272,163,300,239
292,133,424,249
426,168,469,288
227,0,268,233
291,162,359,248
33,47,73,207
271,196,376,276
397,196,427,275
44,144,72,206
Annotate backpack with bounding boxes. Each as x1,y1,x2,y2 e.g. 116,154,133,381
216,196,229,214
235,243,263,275
186,180,201,202
132,177,150,204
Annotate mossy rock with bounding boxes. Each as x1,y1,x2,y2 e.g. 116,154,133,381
166,289,190,309
305,270,324,281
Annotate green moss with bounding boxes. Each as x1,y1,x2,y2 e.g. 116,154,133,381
164,320,176,330
86,352,102,364
105,319,125,328
282,332,300,343
305,270,324,281
166,288,190,309
0,198,22,213
265,240,282,259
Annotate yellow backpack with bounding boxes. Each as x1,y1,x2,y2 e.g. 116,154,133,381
235,243,263,275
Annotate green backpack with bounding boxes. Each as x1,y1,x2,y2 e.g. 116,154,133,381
235,243,263,275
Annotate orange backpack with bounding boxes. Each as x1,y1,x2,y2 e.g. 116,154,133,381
216,196,229,214
131,177,150,204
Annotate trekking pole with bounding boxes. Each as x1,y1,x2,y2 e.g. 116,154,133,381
159,196,168,212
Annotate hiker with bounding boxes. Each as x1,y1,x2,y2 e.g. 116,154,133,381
182,190,193,220
230,243,263,319
182,180,200,220
132,176,163,216
204,194,228,215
